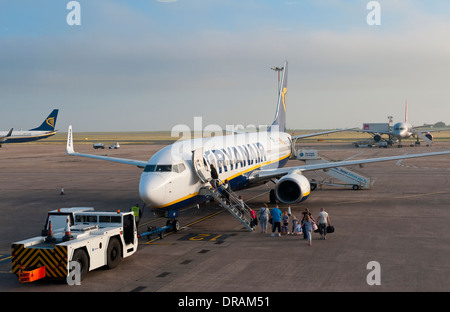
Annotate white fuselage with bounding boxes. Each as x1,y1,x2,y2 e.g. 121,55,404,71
139,131,292,211
392,121,413,139
0,130,56,143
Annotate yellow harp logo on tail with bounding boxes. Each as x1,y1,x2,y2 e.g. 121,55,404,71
46,117,55,128
281,87,287,112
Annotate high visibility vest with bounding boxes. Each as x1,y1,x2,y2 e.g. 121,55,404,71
131,206,140,217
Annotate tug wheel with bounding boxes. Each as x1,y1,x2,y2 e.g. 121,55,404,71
106,237,122,269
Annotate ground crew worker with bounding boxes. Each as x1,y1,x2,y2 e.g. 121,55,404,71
131,203,142,226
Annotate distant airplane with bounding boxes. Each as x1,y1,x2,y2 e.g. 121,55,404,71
0,109,59,147
66,62,450,228
356,101,450,147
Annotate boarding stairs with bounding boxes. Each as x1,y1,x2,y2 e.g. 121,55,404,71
199,186,254,232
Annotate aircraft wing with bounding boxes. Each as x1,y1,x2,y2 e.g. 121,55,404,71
292,128,355,140
249,150,450,183
412,126,450,131
66,126,148,168
350,129,392,135
413,128,450,134
411,128,450,145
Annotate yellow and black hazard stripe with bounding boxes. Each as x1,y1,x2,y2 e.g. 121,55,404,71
11,244,68,278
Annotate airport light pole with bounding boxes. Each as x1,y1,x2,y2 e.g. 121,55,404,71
271,66,284,94
388,115,393,131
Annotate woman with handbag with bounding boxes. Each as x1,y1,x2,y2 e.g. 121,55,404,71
302,214,314,246
300,208,315,240
258,204,270,233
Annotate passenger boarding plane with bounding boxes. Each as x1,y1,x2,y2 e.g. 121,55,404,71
356,101,450,147
66,61,450,226
0,109,59,147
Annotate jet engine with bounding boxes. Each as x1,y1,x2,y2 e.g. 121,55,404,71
373,134,382,142
274,173,311,204
425,132,433,141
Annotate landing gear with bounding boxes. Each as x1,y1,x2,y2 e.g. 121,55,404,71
166,210,180,232
269,189,277,204
166,219,180,232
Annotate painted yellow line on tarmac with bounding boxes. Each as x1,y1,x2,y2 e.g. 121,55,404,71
0,255,12,274
180,211,224,229
330,190,450,206
392,190,449,199
142,210,224,245
0,256,11,262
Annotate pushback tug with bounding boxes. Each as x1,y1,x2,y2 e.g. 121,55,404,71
11,207,138,282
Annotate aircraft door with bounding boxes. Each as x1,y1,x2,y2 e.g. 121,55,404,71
288,137,295,159
192,148,211,183
123,214,135,245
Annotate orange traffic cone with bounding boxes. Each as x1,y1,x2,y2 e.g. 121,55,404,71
45,221,56,243
62,218,73,241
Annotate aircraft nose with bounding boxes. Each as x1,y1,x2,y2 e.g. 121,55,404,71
394,129,405,137
139,173,166,207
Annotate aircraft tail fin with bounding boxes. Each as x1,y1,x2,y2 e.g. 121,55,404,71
405,99,408,123
29,109,59,131
269,61,288,132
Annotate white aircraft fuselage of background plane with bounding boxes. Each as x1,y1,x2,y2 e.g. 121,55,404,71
359,101,449,147
66,61,450,219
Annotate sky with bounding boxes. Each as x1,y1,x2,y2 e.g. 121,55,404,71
1,0,450,132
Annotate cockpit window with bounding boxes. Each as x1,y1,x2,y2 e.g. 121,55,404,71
144,163,185,173
155,165,172,172
144,165,156,172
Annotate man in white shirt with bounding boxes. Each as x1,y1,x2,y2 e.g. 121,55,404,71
317,208,331,240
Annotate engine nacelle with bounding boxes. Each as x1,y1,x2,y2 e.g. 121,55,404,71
275,173,311,204
425,132,433,141
373,134,382,142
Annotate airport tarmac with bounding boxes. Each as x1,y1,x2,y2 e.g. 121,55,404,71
1,142,450,294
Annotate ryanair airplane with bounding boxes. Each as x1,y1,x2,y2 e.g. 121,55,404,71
0,109,59,147
66,61,450,222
